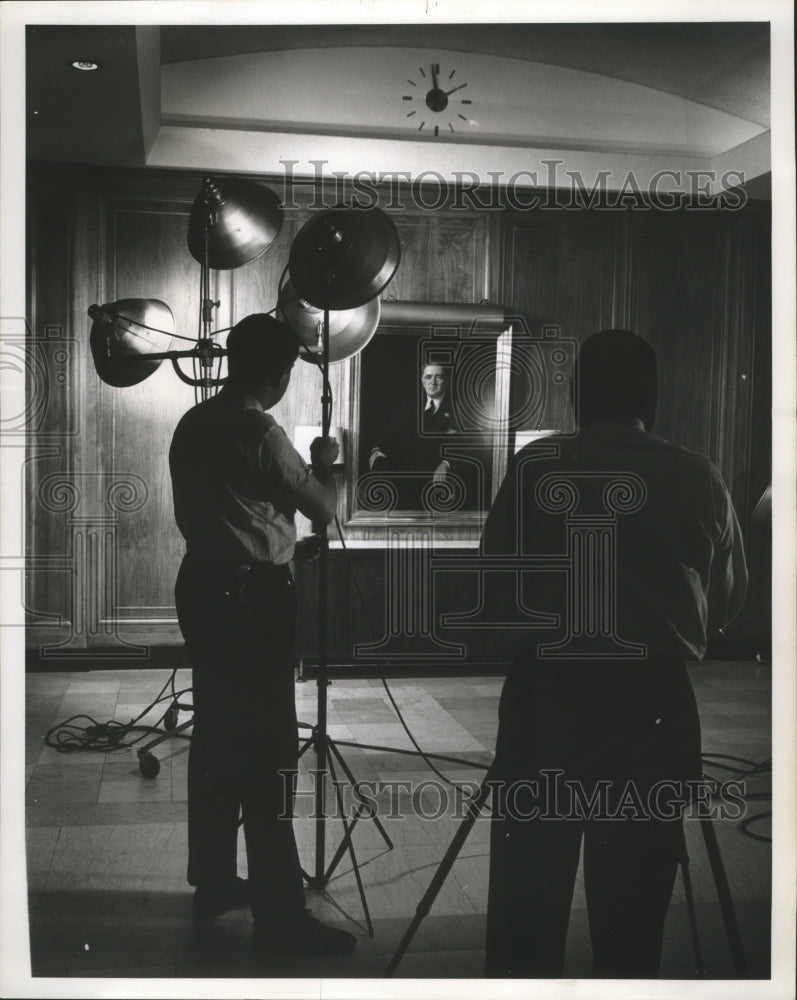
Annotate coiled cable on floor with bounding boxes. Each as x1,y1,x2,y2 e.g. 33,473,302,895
43,659,192,755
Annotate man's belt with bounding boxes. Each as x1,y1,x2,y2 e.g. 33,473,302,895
184,554,291,595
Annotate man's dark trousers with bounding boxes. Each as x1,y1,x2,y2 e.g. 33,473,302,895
485,658,701,978
175,555,306,924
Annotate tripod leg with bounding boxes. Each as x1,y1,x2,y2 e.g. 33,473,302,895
700,818,748,977
384,770,493,978
296,734,314,760
328,737,394,850
138,717,194,756
325,748,374,936
678,825,705,976
324,803,370,881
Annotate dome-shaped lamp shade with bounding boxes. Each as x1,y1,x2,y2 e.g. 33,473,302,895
288,206,400,311
278,280,381,364
187,176,283,270
89,299,174,387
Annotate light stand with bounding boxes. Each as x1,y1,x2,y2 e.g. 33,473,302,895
313,300,333,889
283,207,400,922
89,175,283,393
88,174,284,775
296,300,395,932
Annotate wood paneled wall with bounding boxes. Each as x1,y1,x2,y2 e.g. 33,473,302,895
24,165,770,658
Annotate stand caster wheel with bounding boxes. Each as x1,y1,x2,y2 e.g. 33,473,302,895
164,702,179,731
138,750,160,778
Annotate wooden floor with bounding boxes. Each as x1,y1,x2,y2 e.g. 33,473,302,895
23,661,772,985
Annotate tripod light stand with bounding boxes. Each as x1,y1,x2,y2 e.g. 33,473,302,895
89,175,283,394
280,207,400,914
88,175,284,773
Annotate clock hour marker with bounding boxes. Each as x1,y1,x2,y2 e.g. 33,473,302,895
401,64,469,137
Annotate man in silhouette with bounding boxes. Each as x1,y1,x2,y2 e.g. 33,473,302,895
482,329,747,978
170,314,355,956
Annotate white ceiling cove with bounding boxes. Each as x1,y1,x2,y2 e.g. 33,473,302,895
161,47,767,157
25,21,772,195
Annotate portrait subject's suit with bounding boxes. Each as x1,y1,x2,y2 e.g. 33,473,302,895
369,395,458,508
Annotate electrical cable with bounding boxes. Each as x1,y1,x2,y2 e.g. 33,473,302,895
332,514,486,803
43,656,192,756
702,752,770,768
278,252,479,801
738,811,772,843
45,713,193,754
699,754,772,843
700,753,771,781
736,791,772,843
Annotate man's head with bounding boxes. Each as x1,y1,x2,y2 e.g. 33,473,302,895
226,314,300,402
421,363,449,403
573,329,657,430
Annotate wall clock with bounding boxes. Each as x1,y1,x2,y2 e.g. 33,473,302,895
402,62,472,137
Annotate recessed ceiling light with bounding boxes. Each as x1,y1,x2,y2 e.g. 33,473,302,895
71,60,99,72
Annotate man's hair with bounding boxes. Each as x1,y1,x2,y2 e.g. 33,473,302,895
574,329,657,430
225,314,300,387
421,363,451,380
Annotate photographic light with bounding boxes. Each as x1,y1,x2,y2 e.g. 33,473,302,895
88,299,174,387
187,175,283,269
288,206,400,311
277,280,381,363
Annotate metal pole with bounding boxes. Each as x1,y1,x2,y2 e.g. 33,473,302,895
384,768,494,976
311,305,332,887
700,819,748,976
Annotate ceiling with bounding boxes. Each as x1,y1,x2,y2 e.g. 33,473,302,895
25,21,771,194
159,22,771,127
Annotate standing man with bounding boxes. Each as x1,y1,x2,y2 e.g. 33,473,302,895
169,313,355,956
482,329,747,978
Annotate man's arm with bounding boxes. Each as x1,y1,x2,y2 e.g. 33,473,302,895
294,436,338,525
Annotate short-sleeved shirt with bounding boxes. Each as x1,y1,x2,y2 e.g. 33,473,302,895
481,419,748,662
169,388,311,565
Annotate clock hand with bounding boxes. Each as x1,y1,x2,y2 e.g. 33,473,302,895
444,83,468,96
431,63,439,89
